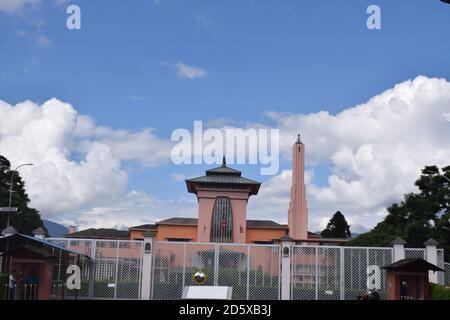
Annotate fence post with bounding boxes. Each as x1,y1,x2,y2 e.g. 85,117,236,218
391,238,405,262
88,240,96,298
424,238,439,284
340,247,345,300
141,231,155,300
280,236,293,300
214,243,220,286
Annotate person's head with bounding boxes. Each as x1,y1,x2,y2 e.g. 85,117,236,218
11,270,16,275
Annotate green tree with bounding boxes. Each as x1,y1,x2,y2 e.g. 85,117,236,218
0,155,44,234
349,165,450,260
321,211,351,238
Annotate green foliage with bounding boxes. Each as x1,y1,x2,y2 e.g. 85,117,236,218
348,165,450,260
0,155,44,234
429,284,450,300
321,211,351,239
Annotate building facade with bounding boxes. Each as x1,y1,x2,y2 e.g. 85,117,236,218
66,137,347,245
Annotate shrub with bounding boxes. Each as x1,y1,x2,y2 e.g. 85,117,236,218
429,283,450,300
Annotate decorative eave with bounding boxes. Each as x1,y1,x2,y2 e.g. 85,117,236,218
2,226,18,236
423,238,439,246
279,235,294,242
391,237,406,245
185,161,261,196
32,227,47,235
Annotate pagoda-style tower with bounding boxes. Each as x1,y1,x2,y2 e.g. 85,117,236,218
288,135,308,240
186,157,261,244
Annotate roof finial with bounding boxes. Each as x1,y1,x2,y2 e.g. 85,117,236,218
296,134,302,144
222,156,226,167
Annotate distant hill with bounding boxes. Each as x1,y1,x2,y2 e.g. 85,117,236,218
43,219,68,238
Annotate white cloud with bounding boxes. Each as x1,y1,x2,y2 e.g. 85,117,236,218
127,95,145,102
0,0,67,14
36,34,51,47
0,98,172,221
444,112,450,122
194,13,213,28
250,76,450,232
2,76,450,234
174,62,208,80
59,190,197,230
52,0,68,6
0,0,39,15
170,173,187,182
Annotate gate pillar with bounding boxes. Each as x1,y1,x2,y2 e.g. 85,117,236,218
280,236,294,300
391,238,406,262
141,231,155,300
424,238,439,284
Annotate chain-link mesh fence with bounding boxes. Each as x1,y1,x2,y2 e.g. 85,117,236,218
291,246,393,300
445,263,450,287
343,247,367,300
366,247,392,299
46,238,445,300
437,249,445,286
151,242,280,300
248,245,280,300
47,238,143,300
404,248,426,260
152,241,199,300
291,246,317,300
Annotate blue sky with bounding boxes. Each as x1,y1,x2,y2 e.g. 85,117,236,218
1,0,450,232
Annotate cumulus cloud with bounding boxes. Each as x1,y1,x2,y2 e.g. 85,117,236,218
2,76,450,233
174,62,208,80
0,98,172,221
251,76,450,232
58,190,197,230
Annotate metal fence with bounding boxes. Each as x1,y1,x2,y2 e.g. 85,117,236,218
45,238,448,300
445,263,450,287
151,242,281,300
47,238,143,300
291,246,393,300
437,249,445,285
404,248,426,260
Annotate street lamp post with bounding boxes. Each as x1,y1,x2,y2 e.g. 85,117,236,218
6,163,34,228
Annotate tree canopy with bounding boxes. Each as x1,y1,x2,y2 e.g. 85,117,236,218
321,211,351,239
349,165,450,260
0,155,44,234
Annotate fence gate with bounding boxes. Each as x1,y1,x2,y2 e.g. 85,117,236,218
343,247,392,300
48,239,143,300
291,245,393,300
151,242,281,300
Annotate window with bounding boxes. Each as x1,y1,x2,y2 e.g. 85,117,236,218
253,241,273,245
210,197,233,243
166,238,191,242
